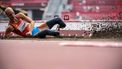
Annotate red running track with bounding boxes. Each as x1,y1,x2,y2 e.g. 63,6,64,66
0,40,122,69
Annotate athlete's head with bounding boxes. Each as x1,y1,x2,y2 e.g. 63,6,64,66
5,7,16,20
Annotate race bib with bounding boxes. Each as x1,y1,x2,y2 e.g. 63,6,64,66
17,21,28,32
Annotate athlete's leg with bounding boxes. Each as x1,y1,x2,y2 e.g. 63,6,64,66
37,23,49,30
38,18,66,30
46,18,66,29
35,29,59,38
32,27,59,38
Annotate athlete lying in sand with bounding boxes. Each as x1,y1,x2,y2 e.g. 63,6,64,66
0,6,66,38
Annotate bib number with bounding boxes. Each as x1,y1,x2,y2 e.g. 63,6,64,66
17,21,28,32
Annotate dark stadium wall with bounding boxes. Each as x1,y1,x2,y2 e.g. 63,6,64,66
32,9,44,20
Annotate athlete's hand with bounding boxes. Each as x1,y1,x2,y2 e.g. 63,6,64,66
26,31,32,37
0,33,10,39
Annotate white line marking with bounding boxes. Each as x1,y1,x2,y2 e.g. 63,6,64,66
59,41,122,48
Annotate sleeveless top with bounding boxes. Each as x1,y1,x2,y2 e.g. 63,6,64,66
10,18,30,37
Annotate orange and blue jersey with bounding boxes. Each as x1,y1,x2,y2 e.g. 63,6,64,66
10,18,40,37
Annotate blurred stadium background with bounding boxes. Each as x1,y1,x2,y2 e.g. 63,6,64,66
0,0,122,38
0,1,122,69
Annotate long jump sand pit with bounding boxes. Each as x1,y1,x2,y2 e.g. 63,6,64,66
0,38,122,69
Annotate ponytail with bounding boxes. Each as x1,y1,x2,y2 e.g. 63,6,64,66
0,5,6,11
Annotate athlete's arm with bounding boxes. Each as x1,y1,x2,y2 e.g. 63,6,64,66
17,13,35,36
4,25,14,38
13,9,28,16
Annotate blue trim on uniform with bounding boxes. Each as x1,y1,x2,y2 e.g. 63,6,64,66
32,27,40,36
